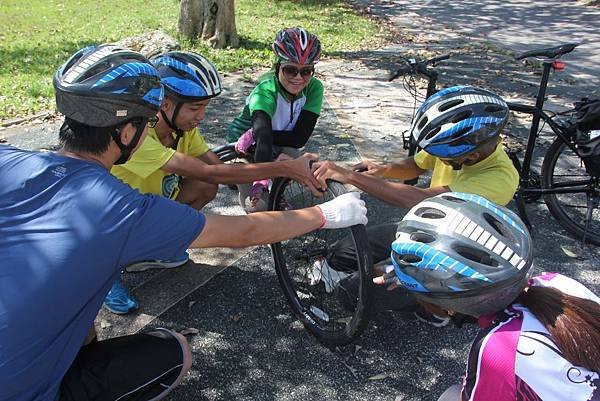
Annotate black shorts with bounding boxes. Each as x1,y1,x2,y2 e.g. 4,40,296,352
59,328,186,401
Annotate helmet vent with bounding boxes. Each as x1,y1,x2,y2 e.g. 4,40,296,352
454,245,498,267
483,212,512,240
449,126,471,140
397,254,423,265
410,231,436,244
438,99,464,112
451,110,472,123
485,105,504,113
441,195,467,203
424,126,441,140
417,116,429,130
414,207,446,219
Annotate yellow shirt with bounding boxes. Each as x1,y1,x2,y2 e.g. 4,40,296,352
413,143,519,206
111,127,209,199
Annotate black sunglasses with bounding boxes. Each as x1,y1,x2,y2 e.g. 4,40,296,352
281,65,315,79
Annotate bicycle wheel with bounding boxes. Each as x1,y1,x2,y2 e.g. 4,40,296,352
541,137,600,245
269,178,373,346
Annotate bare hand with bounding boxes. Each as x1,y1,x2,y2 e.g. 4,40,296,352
287,153,325,196
372,263,400,291
312,160,352,189
352,160,388,176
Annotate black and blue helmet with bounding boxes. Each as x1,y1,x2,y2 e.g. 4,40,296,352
410,86,509,158
151,51,222,102
390,192,533,316
53,44,164,127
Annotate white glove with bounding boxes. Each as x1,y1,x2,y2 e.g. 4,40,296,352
316,192,368,229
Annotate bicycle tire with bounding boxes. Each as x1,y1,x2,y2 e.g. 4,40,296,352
541,137,600,245
269,178,373,346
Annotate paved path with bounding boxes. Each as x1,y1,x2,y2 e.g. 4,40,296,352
349,0,600,85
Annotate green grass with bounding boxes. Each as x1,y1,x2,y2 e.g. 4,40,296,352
0,0,387,121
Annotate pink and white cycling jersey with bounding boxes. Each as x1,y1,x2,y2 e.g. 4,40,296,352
461,273,600,401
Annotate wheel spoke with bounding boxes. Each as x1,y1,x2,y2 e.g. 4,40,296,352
270,179,372,345
542,139,600,244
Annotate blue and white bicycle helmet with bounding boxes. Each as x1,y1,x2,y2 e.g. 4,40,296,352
390,192,533,316
410,86,509,158
54,44,164,127
151,51,222,102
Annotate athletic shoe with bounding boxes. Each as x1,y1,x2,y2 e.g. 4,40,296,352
124,251,190,273
103,279,139,315
413,305,451,328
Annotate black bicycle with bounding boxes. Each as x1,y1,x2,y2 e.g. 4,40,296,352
389,45,600,245
212,143,374,346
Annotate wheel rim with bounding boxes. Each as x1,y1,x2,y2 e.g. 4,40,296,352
270,179,371,344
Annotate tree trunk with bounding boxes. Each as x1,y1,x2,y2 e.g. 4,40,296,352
178,0,239,49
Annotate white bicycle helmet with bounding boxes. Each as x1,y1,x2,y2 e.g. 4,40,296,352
391,192,533,316
411,86,509,158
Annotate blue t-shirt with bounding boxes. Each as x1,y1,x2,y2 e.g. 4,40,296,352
0,145,205,401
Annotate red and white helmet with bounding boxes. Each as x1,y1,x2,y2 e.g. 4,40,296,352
272,27,321,65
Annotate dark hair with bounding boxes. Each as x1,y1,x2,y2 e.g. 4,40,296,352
516,286,600,372
59,117,115,155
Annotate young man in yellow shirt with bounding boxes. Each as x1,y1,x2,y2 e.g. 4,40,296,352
105,51,324,314
312,86,519,326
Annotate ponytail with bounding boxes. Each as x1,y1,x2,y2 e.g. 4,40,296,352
516,286,600,372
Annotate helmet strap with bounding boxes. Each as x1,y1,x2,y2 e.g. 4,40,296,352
160,103,185,150
447,160,463,171
111,119,147,165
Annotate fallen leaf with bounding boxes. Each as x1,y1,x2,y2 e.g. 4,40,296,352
230,313,242,322
368,373,389,381
342,360,359,379
560,246,578,258
99,321,112,329
180,327,199,336
188,300,196,310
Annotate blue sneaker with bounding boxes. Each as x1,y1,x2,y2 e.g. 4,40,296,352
124,251,190,273
103,279,139,315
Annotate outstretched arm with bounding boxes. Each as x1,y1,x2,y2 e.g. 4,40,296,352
353,157,426,181
191,192,367,248
313,160,447,208
162,152,325,195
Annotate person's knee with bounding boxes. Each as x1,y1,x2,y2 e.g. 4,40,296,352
197,182,218,203
174,333,193,375
177,178,218,208
144,329,193,396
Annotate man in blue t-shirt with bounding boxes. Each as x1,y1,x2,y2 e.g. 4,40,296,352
0,45,367,401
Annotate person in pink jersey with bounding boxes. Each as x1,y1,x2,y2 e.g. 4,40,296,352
376,192,600,401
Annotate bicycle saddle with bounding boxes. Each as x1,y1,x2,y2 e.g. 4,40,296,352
516,43,579,60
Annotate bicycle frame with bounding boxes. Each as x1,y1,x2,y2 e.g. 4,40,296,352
508,60,592,196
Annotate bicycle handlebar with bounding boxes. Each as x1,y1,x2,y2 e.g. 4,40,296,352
388,54,451,82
